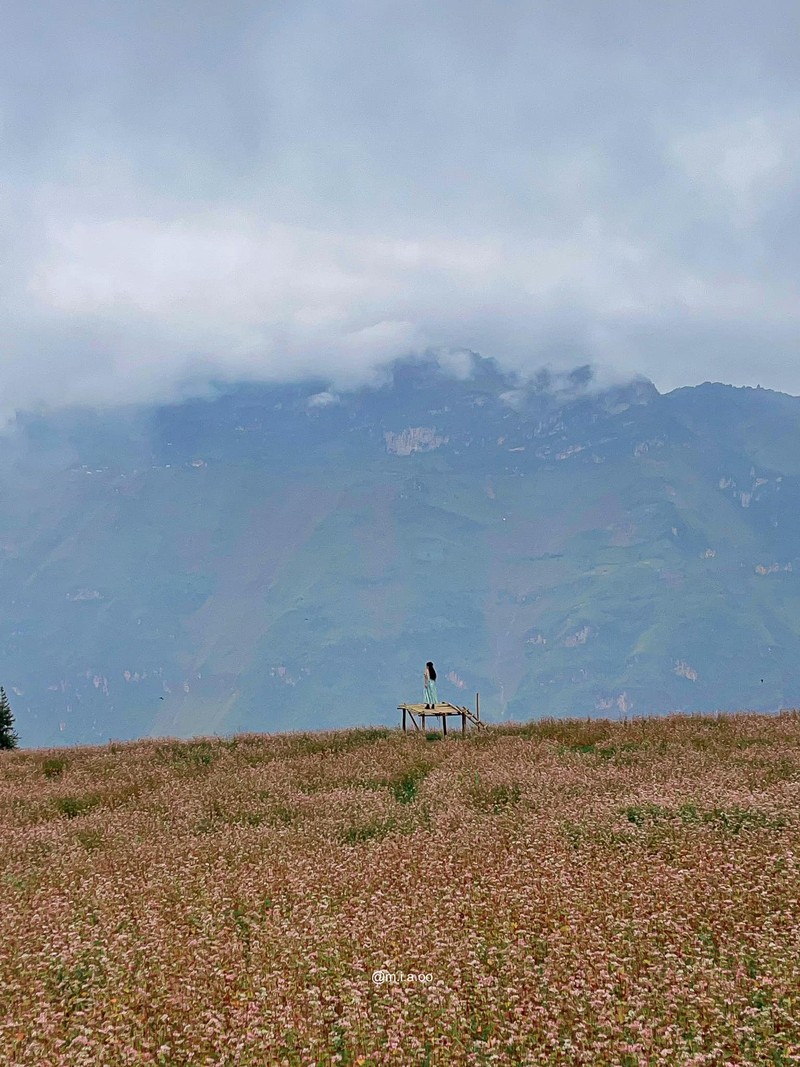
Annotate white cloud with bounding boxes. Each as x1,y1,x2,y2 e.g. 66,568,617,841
19,196,799,404
3,0,800,410
307,390,340,408
670,112,799,222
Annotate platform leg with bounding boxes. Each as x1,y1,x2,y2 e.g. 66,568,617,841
402,707,406,732
462,711,466,736
442,713,447,737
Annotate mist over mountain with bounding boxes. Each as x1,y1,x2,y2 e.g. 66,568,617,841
2,353,800,748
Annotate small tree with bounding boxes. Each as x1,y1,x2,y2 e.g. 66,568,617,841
0,686,18,750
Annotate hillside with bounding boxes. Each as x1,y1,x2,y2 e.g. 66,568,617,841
2,712,799,1064
2,355,800,746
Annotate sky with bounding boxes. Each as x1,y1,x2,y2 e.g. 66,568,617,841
2,0,800,415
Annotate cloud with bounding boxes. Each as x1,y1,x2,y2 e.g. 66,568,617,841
3,0,800,414
307,390,340,408
670,114,797,218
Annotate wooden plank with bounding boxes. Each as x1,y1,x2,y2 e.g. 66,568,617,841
398,699,484,731
399,702,466,715
463,708,486,730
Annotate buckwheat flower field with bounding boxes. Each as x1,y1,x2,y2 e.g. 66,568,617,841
2,713,799,1066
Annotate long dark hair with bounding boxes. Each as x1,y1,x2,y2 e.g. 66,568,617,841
426,661,436,681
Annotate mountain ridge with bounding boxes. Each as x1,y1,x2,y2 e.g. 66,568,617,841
3,355,800,747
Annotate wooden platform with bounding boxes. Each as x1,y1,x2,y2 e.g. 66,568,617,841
398,698,485,735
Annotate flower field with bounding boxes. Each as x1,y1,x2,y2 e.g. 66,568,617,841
2,712,799,1066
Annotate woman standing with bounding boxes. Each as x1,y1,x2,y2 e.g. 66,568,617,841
423,661,438,709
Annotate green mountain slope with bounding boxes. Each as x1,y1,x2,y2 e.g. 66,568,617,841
2,358,800,746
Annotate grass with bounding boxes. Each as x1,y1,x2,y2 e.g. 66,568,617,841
1,709,799,1066
466,775,523,813
388,761,431,804
622,801,787,833
53,793,102,819
341,816,398,845
42,756,68,779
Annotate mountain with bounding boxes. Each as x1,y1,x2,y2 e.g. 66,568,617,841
2,354,800,747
